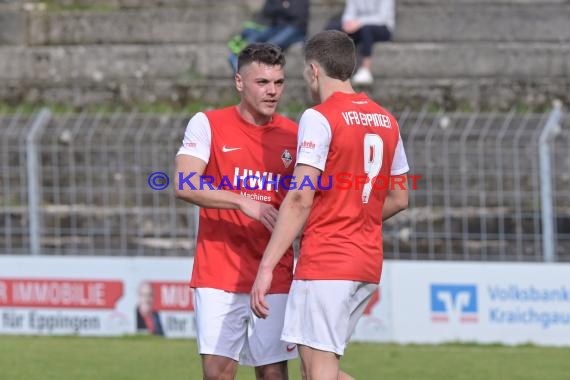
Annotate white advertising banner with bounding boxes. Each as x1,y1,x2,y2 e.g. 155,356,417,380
0,256,197,338
3,257,569,346
389,261,570,346
0,256,390,342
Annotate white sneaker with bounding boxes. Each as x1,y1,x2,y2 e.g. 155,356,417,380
352,67,374,86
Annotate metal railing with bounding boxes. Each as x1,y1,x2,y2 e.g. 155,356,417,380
0,105,567,261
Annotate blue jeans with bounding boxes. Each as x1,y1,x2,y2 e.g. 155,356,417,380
229,25,305,72
325,19,392,58
252,25,305,50
351,25,391,58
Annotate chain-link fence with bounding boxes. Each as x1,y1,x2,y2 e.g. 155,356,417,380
0,106,567,261
386,104,568,262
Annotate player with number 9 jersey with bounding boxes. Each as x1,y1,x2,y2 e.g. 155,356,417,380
294,91,409,283
250,30,410,377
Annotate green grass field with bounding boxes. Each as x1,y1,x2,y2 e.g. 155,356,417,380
1,335,569,380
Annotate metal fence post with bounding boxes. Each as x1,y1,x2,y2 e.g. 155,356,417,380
26,108,52,256
539,101,563,262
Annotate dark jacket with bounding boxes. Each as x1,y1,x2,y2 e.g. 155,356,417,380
136,309,164,336
262,0,310,34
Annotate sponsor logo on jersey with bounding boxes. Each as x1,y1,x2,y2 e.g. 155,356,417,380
222,145,241,152
299,140,316,156
300,140,315,150
281,149,293,168
233,167,281,192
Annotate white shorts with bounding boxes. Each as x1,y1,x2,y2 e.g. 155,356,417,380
193,288,297,367
281,280,378,356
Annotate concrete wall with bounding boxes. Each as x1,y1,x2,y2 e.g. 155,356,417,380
0,0,569,109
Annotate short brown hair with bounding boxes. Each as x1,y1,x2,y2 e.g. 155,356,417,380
237,43,286,72
304,30,356,81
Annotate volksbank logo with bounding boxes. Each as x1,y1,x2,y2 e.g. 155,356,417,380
430,284,478,323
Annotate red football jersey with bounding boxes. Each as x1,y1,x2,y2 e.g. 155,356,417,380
294,92,409,283
178,106,297,293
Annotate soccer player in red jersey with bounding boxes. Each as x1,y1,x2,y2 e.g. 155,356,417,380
251,30,409,380
175,43,297,380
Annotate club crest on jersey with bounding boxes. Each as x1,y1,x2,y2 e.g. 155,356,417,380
281,149,293,168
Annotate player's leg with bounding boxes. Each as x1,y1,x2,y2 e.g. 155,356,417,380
338,370,355,380
201,354,238,380
241,293,296,379
281,280,377,380
254,360,288,380
299,359,352,380
298,345,339,380
194,288,249,380
297,346,352,380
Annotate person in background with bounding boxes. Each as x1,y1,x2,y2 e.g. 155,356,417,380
136,281,164,336
326,0,395,85
228,0,310,73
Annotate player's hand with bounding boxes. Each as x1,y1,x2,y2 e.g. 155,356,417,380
342,20,361,34
239,198,279,231
250,268,273,319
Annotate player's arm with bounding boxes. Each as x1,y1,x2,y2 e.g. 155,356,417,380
174,155,242,208
383,132,410,221
261,164,319,268
251,108,330,318
382,174,408,220
174,156,278,231
173,113,278,230
251,164,318,318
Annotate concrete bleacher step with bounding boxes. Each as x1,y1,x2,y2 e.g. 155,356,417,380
17,1,570,45
26,4,250,45
1,0,568,107
394,1,570,42
0,41,567,108
2,42,567,81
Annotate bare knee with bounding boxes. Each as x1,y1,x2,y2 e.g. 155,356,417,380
255,361,288,380
202,355,237,380
202,365,234,380
338,371,355,380
202,367,229,380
